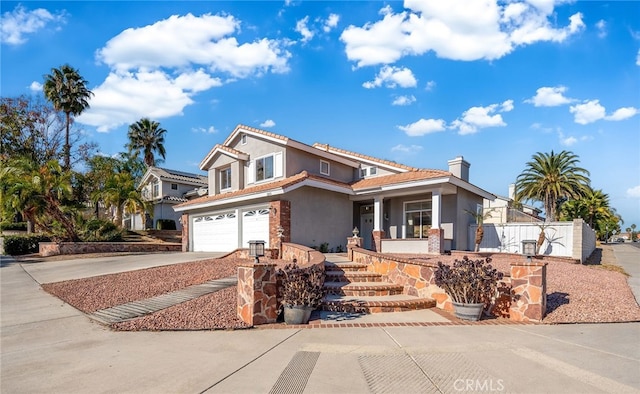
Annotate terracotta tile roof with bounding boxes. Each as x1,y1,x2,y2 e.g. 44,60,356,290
223,124,290,146
152,167,208,185
351,169,450,190
313,143,418,172
174,171,351,209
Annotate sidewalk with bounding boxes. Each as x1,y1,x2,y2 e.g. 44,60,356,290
612,243,640,305
2,252,639,393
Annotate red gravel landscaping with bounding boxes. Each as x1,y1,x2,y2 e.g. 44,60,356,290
41,249,640,330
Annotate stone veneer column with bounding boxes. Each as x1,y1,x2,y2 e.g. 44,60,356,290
427,228,444,254
347,236,362,260
509,262,547,322
181,213,189,252
237,263,278,326
372,230,385,252
269,200,291,255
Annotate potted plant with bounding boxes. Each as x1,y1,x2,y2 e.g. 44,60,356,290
434,256,504,321
277,262,325,324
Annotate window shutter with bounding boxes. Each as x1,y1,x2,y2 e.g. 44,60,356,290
247,161,255,184
274,152,283,178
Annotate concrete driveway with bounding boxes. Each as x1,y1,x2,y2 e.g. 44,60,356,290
1,252,639,393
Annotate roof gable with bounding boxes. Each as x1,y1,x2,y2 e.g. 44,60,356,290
140,166,208,187
200,144,250,170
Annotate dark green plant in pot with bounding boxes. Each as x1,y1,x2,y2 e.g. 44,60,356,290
277,263,325,324
434,256,504,320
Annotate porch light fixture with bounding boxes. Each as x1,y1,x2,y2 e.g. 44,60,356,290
522,240,536,262
248,240,265,263
352,227,360,238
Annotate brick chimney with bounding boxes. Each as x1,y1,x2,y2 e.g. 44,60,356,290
448,156,470,182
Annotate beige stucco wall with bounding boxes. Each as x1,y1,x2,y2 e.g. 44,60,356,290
287,187,353,251
286,149,354,182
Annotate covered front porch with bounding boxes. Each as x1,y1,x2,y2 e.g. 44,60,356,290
351,186,459,255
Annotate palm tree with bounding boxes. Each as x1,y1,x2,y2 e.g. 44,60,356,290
126,118,167,167
465,208,495,252
43,65,93,170
514,150,590,222
101,171,147,228
2,158,78,240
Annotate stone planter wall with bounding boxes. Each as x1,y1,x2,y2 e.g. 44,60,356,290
236,242,325,326
237,262,278,325
350,248,547,322
39,242,181,257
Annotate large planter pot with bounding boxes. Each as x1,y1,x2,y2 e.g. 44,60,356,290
283,305,314,325
452,301,484,321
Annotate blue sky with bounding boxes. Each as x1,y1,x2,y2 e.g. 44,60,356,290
2,1,639,228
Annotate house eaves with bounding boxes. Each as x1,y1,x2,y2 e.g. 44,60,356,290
313,143,418,173
173,171,351,213
223,124,360,168
139,167,208,189
200,144,250,170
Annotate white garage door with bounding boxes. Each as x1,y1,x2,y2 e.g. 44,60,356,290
241,209,270,248
192,213,238,252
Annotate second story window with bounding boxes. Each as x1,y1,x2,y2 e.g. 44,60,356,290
152,181,159,198
171,183,178,190
360,166,378,178
320,160,330,175
220,167,231,190
256,155,274,182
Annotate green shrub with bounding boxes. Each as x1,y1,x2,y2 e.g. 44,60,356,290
4,234,51,255
156,219,176,230
0,222,27,231
78,219,123,242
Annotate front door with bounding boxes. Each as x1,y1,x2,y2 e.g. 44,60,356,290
360,212,374,250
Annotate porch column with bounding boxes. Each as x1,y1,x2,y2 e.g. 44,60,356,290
372,196,385,252
432,190,442,229
429,190,444,254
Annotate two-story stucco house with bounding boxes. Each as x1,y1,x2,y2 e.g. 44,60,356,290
174,124,495,253
126,167,208,230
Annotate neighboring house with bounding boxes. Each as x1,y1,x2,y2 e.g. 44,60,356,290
174,124,495,253
483,184,543,224
125,167,208,230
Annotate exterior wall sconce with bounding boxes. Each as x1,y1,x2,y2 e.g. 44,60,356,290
248,240,265,263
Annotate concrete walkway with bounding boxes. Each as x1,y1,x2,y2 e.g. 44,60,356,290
2,251,639,393
612,243,640,305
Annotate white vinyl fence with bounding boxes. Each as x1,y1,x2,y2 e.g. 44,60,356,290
470,219,596,263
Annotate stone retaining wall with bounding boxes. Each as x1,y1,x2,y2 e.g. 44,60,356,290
350,247,547,322
39,242,181,257
236,243,325,326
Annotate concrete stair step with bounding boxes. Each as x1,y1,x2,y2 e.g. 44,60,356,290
322,294,436,313
325,271,383,283
324,262,369,272
323,281,404,296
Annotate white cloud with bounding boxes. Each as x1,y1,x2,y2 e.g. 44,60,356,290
192,126,217,134
606,107,639,121
362,65,417,89
425,80,436,91
450,101,511,135
323,14,340,33
80,13,291,132
96,13,290,77
596,19,607,38
260,119,276,128
78,69,221,132
558,131,577,146
392,95,416,106
1,5,66,45
340,1,584,67
526,86,573,106
570,100,606,125
501,99,514,112
391,144,423,154
627,185,640,198
29,81,42,92
397,118,446,136
295,16,314,43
